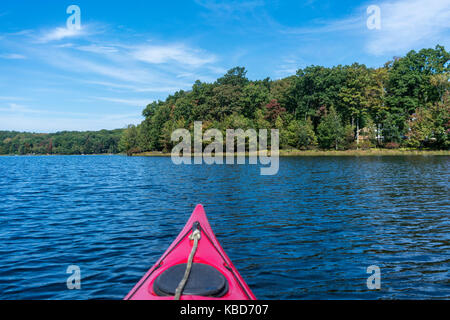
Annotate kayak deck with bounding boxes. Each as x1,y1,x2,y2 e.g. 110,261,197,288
125,204,256,300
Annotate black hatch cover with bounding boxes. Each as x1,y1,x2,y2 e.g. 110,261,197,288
153,263,229,297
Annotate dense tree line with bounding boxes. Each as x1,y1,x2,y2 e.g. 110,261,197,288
120,45,449,154
0,129,123,155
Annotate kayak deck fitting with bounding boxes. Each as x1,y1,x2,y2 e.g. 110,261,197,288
124,204,256,300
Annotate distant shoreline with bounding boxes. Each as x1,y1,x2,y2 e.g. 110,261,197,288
0,154,121,157
1,149,449,157
133,149,450,157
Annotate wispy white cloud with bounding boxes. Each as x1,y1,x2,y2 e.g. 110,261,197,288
93,97,152,107
77,45,119,54
0,14,226,132
0,103,38,113
35,49,156,83
36,23,101,43
37,27,84,43
281,16,363,35
0,30,33,38
273,55,308,77
176,72,195,78
365,0,450,55
30,39,218,87
273,0,449,57
10,30,33,36
132,44,217,67
54,43,75,48
85,80,184,93
0,96,31,101
0,53,26,59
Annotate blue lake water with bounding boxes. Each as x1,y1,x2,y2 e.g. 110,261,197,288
0,155,448,300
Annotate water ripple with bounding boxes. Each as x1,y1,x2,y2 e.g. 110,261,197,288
0,155,449,299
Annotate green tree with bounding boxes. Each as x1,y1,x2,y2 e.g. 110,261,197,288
406,92,450,149
285,119,317,150
338,64,371,137
210,84,244,119
254,108,271,131
119,125,139,156
216,67,249,87
294,65,348,123
430,92,450,149
385,45,450,132
160,117,188,152
317,106,345,150
241,82,270,118
405,108,434,148
382,114,402,144
269,76,296,113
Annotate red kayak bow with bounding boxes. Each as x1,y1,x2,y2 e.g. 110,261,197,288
125,204,256,300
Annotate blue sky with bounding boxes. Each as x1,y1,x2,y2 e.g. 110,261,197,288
0,0,449,132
